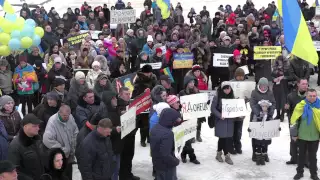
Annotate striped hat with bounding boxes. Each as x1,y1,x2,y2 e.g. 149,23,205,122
166,95,179,106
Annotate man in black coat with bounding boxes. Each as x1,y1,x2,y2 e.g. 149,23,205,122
8,114,44,180
78,118,115,180
289,57,310,83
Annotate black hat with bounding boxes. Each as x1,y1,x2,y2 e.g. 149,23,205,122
141,64,153,73
53,78,65,87
160,75,170,83
176,44,184,49
22,113,42,126
46,92,59,101
0,160,17,174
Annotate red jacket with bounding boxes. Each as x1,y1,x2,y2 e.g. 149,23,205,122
196,74,208,90
226,13,236,26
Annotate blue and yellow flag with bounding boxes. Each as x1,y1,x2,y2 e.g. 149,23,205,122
278,0,318,66
0,0,15,14
313,0,319,7
163,67,174,83
156,0,170,19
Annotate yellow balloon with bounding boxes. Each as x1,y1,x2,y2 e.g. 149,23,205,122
13,17,25,31
0,33,11,45
1,20,13,34
0,45,11,56
34,27,44,38
0,16,4,25
20,37,33,49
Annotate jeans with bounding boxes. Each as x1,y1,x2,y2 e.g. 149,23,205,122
155,167,177,180
112,154,121,180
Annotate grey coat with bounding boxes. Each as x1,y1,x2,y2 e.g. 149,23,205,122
0,59,12,94
250,87,276,117
43,113,79,158
211,96,235,138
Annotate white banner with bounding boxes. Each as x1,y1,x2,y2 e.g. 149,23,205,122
314,41,320,51
140,62,162,69
110,9,136,24
213,53,233,67
173,119,197,156
239,65,249,74
249,120,280,139
121,106,137,139
80,30,102,39
199,90,216,104
180,93,210,120
225,81,256,99
316,6,320,15
222,99,248,118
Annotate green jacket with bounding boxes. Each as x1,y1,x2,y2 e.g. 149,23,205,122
298,117,320,141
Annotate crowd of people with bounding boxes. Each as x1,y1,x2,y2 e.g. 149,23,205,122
0,0,320,180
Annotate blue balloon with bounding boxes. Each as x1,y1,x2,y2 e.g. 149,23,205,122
5,14,17,22
32,35,41,46
8,39,21,51
20,25,34,38
25,19,36,28
11,30,21,39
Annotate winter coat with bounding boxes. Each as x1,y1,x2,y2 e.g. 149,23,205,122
185,70,208,90
8,129,45,180
251,114,273,145
289,58,310,81
0,111,21,142
250,87,276,117
135,28,147,52
76,53,94,69
47,64,72,90
43,113,79,158
0,59,13,94
228,56,247,79
191,44,210,70
27,54,43,66
115,0,125,10
93,75,115,99
151,85,166,104
42,148,69,180
50,89,69,105
150,108,180,171
134,52,153,71
78,130,115,180
41,32,59,52
94,55,111,74
286,90,306,120
0,120,8,161
132,72,157,99
86,69,102,89
13,64,38,95
255,60,272,82
142,43,154,57
67,78,89,113
74,94,108,129
86,17,100,30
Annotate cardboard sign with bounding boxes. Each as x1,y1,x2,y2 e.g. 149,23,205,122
140,62,162,70
225,81,256,99
249,120,280,139
239,65,249,74
173,119,197,156
67,32,90,46
173,53,194,69
180,93,210,120
254,46,282,60
213,53,233,67
80,30,102,39
221,99,248,118
121,106,137,139
316,6,320,15
129,88,152,115
314,41,320,51
113,73,137,93
110,9,136,24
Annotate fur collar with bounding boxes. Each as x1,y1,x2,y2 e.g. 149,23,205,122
17,128,41,147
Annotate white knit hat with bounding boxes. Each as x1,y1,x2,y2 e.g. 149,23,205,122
91,61,101,68
153,102,170,116
147,35,153,42
75,71,85,80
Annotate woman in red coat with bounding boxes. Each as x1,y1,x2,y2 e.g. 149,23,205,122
186,65,208,90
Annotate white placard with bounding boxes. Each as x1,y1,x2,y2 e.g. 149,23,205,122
222,99,248,118
239,65,249,74
173,119,197,156
225,81,256,99
110,24,117,29
249,120,280,139
110,9,136,24
213,53,233,67
80,30,102,39
314,41,320,51
140,62,162,70
180,93,210,120
160,46,166,55
316,6,320,15
200,90,216,104
173,125,184,156
120,106,137,139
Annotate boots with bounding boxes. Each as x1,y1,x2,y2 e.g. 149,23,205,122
260,153,266,165
190,159,200,164
256,153,261,165
293,173,303,180
216,151,223,162
225,154,234,165
181,154,187,163
264,153,269,162
196,131,202,142
252,152,257,162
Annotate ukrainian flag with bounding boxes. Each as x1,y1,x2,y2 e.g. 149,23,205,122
156,0,170,19
313,0,319,7
0,0,15,14
163,67,174,83
278,0,318,66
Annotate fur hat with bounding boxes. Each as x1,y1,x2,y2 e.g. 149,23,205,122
75,71,85,80
141,64,152,73
91,61,101,68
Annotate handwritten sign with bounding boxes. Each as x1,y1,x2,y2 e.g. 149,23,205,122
140,62,162,70
213,53,232,67
67,32,90,46
80,30,102,39
221,99,247,118
173,119,197,156
225,81,256,99
173,53,194,69
129,89,152,115
249,120,280,139
254,46,282,60
180,93,210,120
121,106,137,139
110,9,136,24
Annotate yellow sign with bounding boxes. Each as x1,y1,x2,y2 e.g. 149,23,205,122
172,53,194,69
254,46,282,60
67,32,90,46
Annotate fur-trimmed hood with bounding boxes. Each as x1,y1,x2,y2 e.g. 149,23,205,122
151,85,166,104
186,70,208,83
93,55,111,75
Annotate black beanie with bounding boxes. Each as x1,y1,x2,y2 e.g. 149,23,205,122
141,64,153,73
53,78,65,87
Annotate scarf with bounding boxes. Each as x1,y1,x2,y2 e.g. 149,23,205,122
302,99,320,125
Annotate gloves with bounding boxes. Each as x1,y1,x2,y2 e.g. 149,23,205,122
279,127,281,131
247,128,251,132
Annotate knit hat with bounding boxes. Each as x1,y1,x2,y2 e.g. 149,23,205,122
233,49,241,57
258,77,269,86
22,113,42,126
91,61,101,68
46,92,59,101
147,35,153,42
234,67,245,78
221,81,231,89
0,95,14,109
96,73,108,81
167,95,179,106
155,48,162,54
192,64,201,72
19,55,27,63
75,71,85,80
126,29,134,35
54,57,62,64
183,75,196,88
160,75,170,83
95,40,103,47
53,78,65,87
153,102,170,115
0,58,9,67
141,64,152,73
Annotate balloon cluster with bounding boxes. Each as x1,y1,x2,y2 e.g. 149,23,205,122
0,14,44,56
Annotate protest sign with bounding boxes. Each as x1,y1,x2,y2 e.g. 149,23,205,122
121,106,137,139
129,88,152,115
173,53,194,69
213,53,233,67
221,99,248,118
173,119,197,156
180,93,210,120
314,41,320,51
140,62,162,69
173,125,184,156
249,120,280,139
113,73,137,93
316,6,320,15
226,81,256,99
239,65,249,74
200,90,216,104
80,30,102,39
110,9,136,24
254,46,282,60
67,32,90,46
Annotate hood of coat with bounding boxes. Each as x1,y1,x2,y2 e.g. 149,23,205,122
78,93,102,108
93,55,111,75
70,78,89,96
0,58,11,73
186,70,208,83
46,148,67,176
151,85,166,104
136,28,147,38
183,75,197,89
158,108,181,128
93,75,114,93
134,71,157,86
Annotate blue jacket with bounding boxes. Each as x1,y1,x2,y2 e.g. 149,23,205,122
149,111,159,131
150,108,180,171
0,121,8,160
142,43,154,57
115,0,125,10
